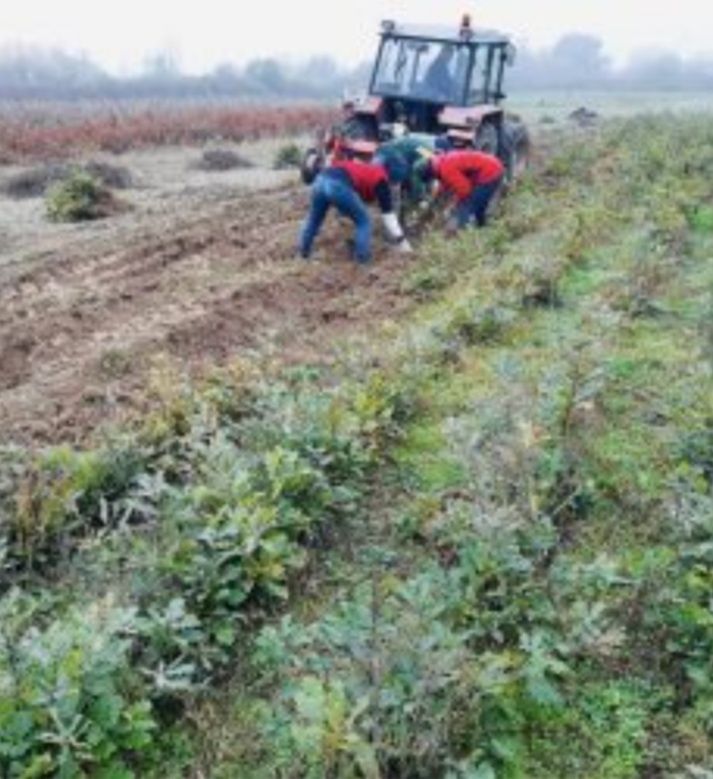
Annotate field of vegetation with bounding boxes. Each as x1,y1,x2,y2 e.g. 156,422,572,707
0,111,712,778
0,103,334,163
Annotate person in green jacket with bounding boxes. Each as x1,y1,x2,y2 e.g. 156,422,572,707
374,133,451,212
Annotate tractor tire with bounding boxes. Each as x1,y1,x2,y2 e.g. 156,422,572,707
502,121,531,184
300,147,324,186
474,121,500,155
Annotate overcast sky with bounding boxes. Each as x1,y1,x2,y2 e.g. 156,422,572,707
3,0,713,73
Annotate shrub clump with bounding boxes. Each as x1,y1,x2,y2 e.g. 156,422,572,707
0,593,158,778
273,142,302,170
45,170,120,222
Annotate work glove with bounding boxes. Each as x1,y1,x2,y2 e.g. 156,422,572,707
381,211,407,244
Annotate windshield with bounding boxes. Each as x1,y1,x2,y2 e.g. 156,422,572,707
372,38,470,103
469,45,493,103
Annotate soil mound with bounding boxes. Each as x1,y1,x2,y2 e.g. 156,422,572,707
194,148,254,172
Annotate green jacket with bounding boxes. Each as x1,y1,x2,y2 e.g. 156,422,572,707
376,135,437,202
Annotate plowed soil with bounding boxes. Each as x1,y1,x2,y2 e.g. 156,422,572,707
0,181,416,447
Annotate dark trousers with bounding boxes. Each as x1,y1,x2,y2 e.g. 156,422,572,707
455,177,503,228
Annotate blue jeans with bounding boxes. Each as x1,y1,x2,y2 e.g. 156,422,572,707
455,177,503,229
300,172,372,263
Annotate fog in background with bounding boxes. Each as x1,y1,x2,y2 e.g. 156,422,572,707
1,34,712,101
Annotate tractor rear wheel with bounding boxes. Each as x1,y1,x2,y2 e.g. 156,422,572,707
502,121,531,184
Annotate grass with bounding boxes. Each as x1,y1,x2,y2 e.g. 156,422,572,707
1,113,713,777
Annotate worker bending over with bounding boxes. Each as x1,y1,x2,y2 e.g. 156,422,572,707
424,149,504,229
299,159,411,264
375,133,451,209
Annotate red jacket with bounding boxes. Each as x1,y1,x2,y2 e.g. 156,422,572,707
331,159,390,205
433,151,504,201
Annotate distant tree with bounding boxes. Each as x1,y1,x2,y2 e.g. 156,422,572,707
624,50,685,89
550,34,610,86
296,56,340,83
0,36,710,101
207,63,243,95
244,59,288,95
0,45,109,98
142,49,182,80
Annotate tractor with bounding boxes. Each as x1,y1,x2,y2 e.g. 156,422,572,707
302,14,530,184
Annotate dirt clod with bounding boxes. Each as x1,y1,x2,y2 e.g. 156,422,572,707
569,107,600,127
2,165,69,199
194,148,254,172
2,161,133,200
83,161,133,189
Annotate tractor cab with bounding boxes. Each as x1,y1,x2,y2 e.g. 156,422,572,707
301,15,529,184
369,17,514,129
338,16,516,149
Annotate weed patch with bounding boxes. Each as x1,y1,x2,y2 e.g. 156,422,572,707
45,170,123,222
273,142,302,170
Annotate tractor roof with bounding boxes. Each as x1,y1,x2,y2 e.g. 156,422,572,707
380,21,511,47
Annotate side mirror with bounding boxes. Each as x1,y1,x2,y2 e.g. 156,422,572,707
505,44,517,66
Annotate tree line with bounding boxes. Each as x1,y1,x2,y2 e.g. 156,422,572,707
0,34,711,101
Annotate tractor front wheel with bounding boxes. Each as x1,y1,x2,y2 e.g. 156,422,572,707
300,147,324,186
474,121,500,155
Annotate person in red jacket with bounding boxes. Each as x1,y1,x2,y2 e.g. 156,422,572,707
299,159,411,264
425,149,505,229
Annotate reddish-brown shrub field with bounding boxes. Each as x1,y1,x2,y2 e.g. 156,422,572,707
0,103,336,162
